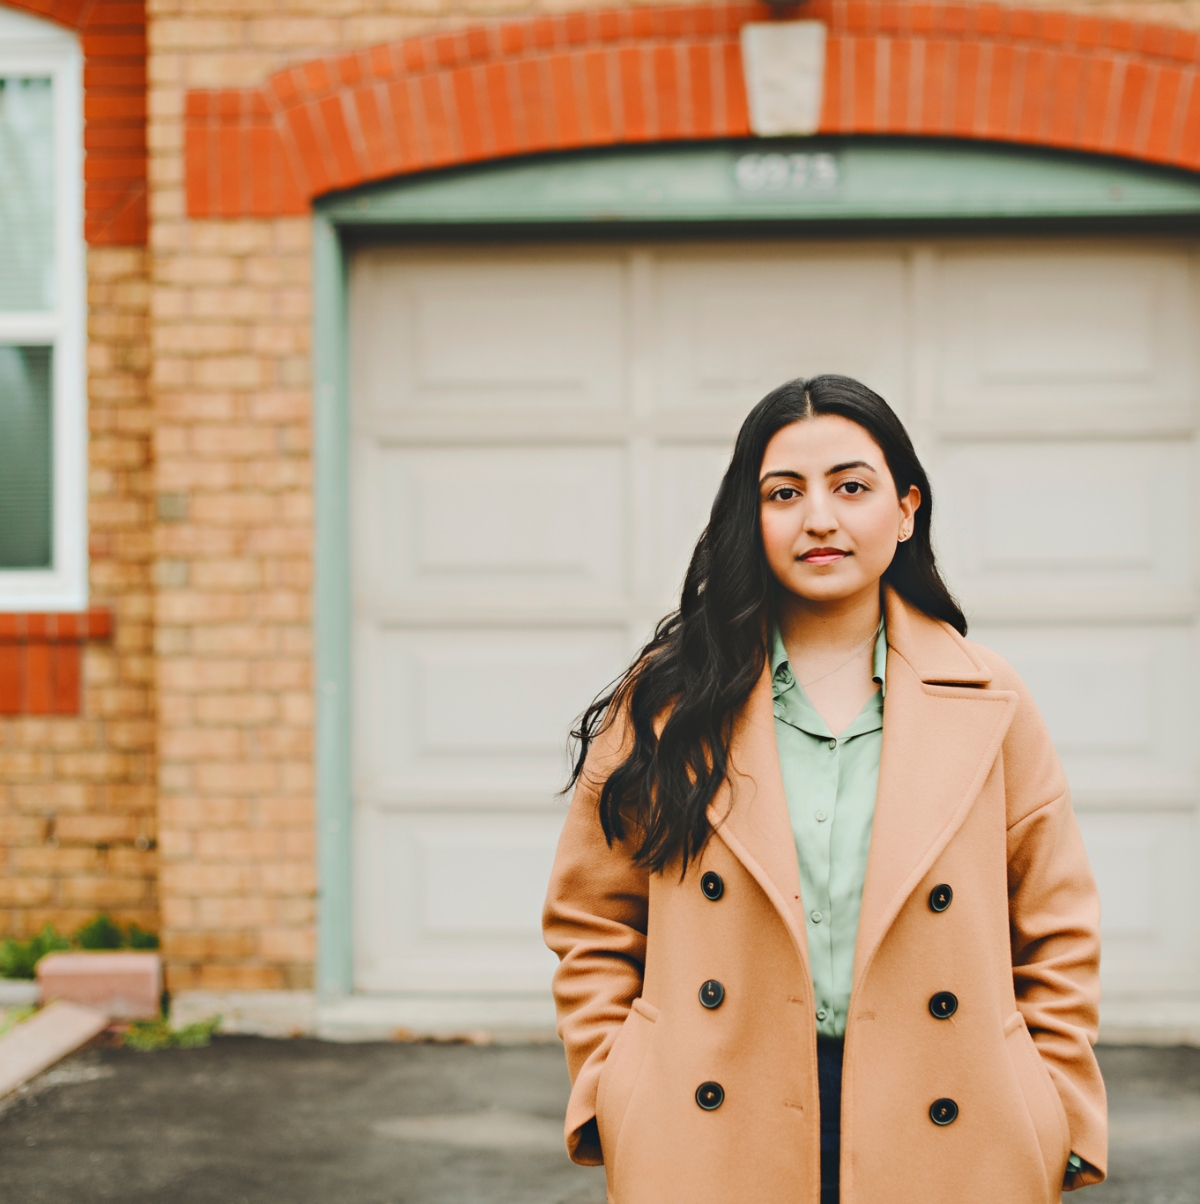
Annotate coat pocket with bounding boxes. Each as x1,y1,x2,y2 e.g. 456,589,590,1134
595,997,658,1167
1003,1011,1071,1192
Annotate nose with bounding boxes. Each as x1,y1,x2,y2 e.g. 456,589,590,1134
803,491,837,537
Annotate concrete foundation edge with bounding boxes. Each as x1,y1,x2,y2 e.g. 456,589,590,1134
170,990,560,1042
1099,998,1200,1045
170,990,1200,1045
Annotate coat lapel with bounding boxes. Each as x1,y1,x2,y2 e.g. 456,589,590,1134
708,666,811,977
851,591,1018,990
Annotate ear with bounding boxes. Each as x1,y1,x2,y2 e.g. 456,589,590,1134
898,484,921,533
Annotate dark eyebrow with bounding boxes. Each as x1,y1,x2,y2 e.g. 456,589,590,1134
760,460,877,487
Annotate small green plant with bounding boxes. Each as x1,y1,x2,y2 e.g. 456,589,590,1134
0,925,71,979
123,1015,221,1052
126,923,160,950
0,915,163,978
75,914,124,950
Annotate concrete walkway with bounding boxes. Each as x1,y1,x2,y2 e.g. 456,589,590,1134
0,1038,1194,1203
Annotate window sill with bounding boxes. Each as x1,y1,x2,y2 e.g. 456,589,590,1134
0,609,112,716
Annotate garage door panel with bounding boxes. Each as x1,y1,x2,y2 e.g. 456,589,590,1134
351,250,626,416
355,623,626,803
1078,808,1200,993
354,806,562,994
356,441,628,608
655,250,909,416
936,439,1192,615
937,248,1195,423
653,442,733,606
967,624,1197,796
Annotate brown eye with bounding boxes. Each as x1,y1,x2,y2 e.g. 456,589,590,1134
774,487,798,501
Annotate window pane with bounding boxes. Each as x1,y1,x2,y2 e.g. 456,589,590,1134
0,77,55,312
0,345,53,569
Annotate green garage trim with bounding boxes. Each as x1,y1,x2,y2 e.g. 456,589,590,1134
320,138,1200,228
312,212,354,1000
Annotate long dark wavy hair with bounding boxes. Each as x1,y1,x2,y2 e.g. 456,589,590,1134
567,375,965,873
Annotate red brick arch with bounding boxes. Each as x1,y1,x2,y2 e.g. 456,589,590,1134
185,0,1200,219
4,0,146,243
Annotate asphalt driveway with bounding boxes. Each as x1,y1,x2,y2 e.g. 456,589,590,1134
0,1038,1195,1203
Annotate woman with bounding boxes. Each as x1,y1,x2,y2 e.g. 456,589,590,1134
543,376,1107,1204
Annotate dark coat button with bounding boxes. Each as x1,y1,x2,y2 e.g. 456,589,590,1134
699,980,725,1009
929,884,953,912
696,1081,724,1110
930,1098,959,1125
701,872,724,901
929,991,958,1019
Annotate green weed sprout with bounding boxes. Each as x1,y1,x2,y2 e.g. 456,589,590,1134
123,1015,221,1052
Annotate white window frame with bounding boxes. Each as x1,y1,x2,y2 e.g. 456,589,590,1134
0,7,87,611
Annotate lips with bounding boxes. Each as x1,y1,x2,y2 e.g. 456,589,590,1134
799,547,849,565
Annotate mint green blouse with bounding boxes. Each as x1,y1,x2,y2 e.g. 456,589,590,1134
771,620,887,1039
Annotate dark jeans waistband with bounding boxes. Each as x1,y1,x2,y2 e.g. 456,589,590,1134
817,1037,844,1204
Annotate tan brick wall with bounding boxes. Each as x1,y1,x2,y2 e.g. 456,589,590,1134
151,212,316,990
0,246,156,941
146,0,1200,994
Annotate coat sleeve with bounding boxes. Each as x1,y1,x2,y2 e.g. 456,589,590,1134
542,714,650,1166
998,664,1108,1188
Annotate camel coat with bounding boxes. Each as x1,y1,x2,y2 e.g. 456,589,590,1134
543,590,1107,1204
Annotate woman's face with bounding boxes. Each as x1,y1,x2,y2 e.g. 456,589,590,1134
759,415,921,608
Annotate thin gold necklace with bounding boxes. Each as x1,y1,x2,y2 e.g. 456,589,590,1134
797,632,877,690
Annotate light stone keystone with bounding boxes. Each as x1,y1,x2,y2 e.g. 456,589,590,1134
740,21,828,137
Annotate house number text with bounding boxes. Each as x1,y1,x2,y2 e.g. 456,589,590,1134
734,152,840,195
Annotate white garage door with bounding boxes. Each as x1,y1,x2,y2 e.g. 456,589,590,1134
349,238,1200,1035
